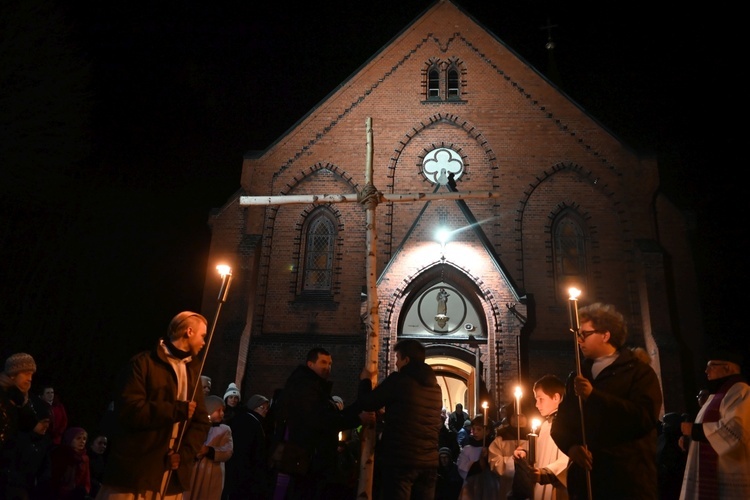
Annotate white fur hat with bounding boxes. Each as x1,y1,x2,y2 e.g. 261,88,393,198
224,382,240,401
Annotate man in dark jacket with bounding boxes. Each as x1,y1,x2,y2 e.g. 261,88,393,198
97,311,211,498
357,338,443,499
551,302,662,500
275,347,373,500
448,403,468,434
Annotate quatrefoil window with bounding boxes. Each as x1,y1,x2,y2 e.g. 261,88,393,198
422,148,464,185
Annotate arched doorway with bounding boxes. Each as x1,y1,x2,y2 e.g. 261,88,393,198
426,344,483,417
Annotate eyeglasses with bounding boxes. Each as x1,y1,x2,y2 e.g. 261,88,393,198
577,329,604,341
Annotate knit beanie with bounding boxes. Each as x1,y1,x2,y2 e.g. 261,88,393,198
439,447,453,458
63,427,87,446
205,395,225,415
224,382,240,401
4,353,37,376
247,394,269,410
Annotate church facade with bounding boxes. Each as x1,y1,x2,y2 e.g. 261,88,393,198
201,0,702,417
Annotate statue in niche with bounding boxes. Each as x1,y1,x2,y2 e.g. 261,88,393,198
435,287,450,329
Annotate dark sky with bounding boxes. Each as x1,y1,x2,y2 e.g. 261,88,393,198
1,0,745,431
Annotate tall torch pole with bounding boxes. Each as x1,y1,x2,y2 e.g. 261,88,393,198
162,264,233,497
568,287,592,500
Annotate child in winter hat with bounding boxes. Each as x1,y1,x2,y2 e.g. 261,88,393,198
205,395,225,415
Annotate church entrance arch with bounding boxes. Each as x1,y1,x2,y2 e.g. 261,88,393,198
395,264,490,418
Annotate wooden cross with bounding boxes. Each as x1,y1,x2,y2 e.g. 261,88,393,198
240,117,500,498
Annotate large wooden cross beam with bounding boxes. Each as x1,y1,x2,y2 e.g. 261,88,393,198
240,117,500,498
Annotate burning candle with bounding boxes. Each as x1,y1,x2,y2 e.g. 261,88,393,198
568,287,581,333
528,418,541,465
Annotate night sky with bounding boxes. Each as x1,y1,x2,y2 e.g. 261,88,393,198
1,0,745,432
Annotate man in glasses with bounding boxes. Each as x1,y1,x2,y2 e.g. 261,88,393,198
550,302,662,499
679,350,749,499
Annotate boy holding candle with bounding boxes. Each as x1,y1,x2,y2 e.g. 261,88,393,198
514,374,569,499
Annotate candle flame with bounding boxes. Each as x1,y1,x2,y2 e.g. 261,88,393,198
568,287,581,300
514,386,522,399
217,264,232,277
481,401,489,410
532,418,541,432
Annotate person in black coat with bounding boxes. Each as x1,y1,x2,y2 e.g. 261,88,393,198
223,394,272,500
438,417,460,461
435,447,462,500
551,302,663,500
448,403,468,434
356,339,444,499
0,353,39,497
275,347,373,500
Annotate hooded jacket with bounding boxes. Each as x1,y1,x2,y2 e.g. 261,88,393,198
356,360,443,468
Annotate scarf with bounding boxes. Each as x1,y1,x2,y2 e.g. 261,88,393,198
698,374,744,498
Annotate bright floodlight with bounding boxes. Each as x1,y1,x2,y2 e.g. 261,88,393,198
436,228,450,246
217,264,231,277
568,287,581,300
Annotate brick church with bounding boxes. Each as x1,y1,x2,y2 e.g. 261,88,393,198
201,0,702,418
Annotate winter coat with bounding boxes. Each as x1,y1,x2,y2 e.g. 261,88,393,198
224,408,271,499
355,360,443,469
551,347,662,499
0,373,38,490
278,365,361,482
48,443,90,499
101,339,211,495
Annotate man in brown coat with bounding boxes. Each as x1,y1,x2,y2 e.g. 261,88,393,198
96,311,211,499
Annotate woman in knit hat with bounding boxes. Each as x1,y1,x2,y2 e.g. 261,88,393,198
222,382,241,425
0,353,38,452
185,395,233,500
222,393,272,500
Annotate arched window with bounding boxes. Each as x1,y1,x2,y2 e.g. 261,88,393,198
553,212,588,293
447,67,460,99
303,212,335,292
428,67,440,99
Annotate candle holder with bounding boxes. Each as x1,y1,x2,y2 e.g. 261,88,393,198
528,418,541,466
481,401,489,447
514,386,522,443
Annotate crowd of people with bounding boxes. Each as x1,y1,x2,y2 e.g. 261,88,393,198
1,302,748,499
